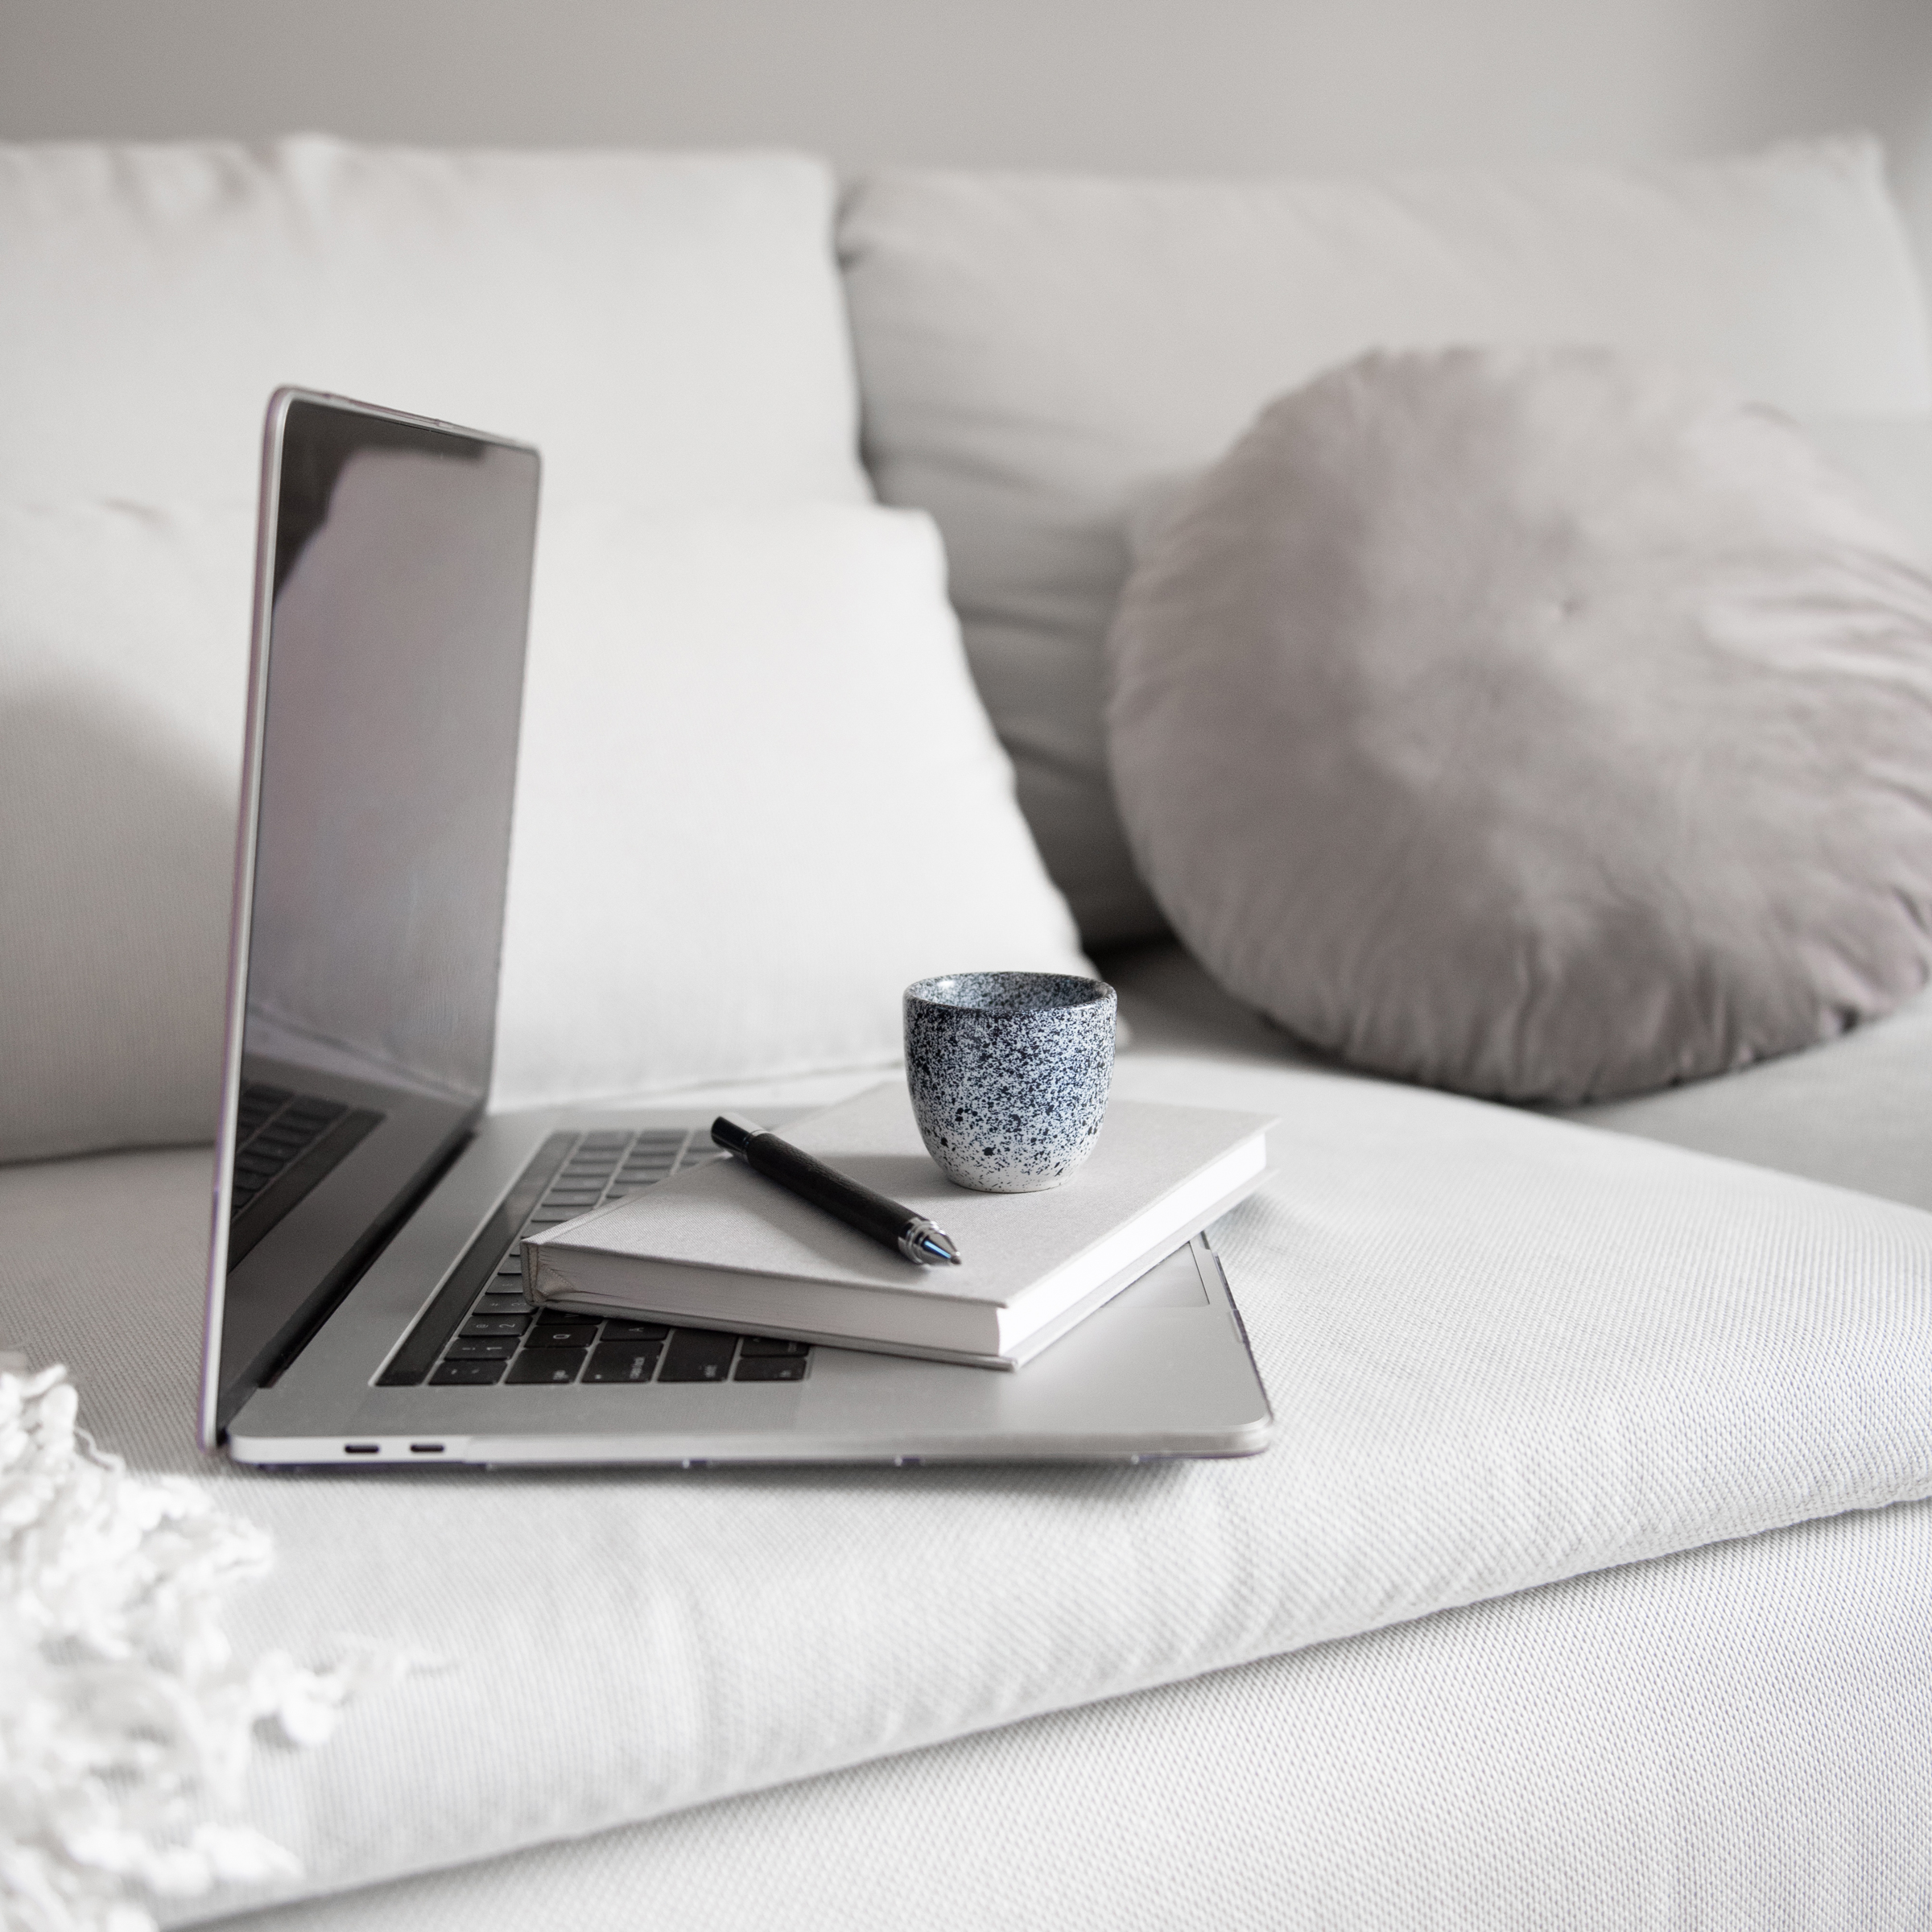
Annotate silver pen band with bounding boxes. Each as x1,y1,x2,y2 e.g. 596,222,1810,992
898,1216,947,1264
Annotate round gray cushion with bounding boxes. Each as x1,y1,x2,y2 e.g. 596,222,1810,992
1106,346,1932,1103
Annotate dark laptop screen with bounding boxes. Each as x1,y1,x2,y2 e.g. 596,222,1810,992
210,394,540,1435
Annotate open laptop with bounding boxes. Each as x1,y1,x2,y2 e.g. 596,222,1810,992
204,389,1274,1468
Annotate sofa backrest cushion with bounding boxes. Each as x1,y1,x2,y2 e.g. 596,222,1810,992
0,137,869,511
0,492,1090,1163
0,142,1092,1164
0,502,252,1161
491,502,1089,1112
841,138,1932,944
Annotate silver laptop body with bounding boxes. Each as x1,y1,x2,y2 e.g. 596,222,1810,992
204,390,1274,1468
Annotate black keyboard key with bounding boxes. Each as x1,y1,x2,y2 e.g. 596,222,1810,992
583,1343,663,1384
462,1314,529,1338
430,1359,506,1385
505,1348,588,1385
601,1320,669,1340
737,1336,808,1357
658,1329,738,1383
527,1320,602,1350
376,1130,572,1387
475,1291,530,1315
734,1356,808,1382
445,1338,517,1360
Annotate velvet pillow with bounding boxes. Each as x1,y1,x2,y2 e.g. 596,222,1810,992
1106,347,1932,1103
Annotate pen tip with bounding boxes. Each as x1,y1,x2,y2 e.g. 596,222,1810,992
919,1233,962,1265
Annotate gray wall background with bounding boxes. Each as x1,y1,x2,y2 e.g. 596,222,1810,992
4,0,1931,279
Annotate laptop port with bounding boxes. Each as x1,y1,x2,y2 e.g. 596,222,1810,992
345,1443,378,1455
409,1443,445,1455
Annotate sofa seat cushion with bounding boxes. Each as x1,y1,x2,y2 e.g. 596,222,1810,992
1105,936,1932,1220
196,1498,1932,1932
841,138,1932,943
6,1048,1929,1918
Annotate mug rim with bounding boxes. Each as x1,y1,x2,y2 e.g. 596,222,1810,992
904,971,1116,1017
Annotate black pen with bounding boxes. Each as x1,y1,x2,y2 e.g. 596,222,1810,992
711,1114,963,1266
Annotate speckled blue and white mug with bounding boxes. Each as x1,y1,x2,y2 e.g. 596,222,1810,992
903,972,1117,1193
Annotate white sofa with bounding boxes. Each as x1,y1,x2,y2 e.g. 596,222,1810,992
4,135,1932,1930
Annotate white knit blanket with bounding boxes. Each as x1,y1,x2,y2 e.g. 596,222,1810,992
0,1360,401,1932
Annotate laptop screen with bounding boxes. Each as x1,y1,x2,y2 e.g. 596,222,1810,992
207,393,541,1438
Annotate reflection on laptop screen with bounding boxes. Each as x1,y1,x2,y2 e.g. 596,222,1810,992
210,394,540,1434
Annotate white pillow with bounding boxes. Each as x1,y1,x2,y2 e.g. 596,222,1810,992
0,504,252,1162
0,137,868,511
1799,415,1932,563
1108,348,1932,1104
0,137,896,1162
492,503,1088,1105
842,138,1932,944
0,497,1086,1160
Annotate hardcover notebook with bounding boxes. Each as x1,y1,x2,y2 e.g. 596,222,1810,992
525,1084,1274,1367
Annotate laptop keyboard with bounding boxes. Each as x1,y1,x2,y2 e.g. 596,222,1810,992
229,1081,384,1266
377,1127,812,1390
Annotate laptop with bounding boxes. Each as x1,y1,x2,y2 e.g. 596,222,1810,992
203,389,1274,1468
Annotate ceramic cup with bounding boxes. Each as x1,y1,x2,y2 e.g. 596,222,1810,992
903,972,1117,1193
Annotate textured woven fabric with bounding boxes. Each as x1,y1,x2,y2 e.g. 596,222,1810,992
192,1498,1932,1931
3,1047,1929,1920
1108,938,1932,1218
